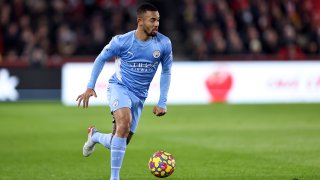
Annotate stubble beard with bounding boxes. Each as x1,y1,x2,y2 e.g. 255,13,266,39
143,28,156,37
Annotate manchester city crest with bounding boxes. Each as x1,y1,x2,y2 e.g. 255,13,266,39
153,50,160,58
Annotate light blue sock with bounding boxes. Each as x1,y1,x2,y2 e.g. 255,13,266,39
110,136,127,180
92,132,112,149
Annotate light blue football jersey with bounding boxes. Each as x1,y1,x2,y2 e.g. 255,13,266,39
87,30,172,108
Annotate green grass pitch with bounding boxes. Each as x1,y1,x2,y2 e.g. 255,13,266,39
1,102,320,180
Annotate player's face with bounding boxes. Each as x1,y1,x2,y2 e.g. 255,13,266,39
141,11,160,37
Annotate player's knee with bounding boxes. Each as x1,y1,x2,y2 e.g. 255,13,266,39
113,108,131,137
117,123,130,132
114,107,131,120
115,122,130,137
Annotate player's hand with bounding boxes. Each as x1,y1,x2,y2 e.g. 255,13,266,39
153,106,167,116
76,89,97,108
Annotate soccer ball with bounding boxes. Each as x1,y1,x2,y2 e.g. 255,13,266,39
148,151,175,178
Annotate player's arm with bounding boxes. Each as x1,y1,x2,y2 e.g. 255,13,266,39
77,37,120,108
153,40,173,116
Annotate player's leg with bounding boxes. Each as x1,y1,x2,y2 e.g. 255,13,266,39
108,91,144,178
110,107,131,180
90,115,118,150
83,126,114,157
108,86,143,180
94,109,136,150
128,90,145,137
107,83,133,180
89,113,117,150
111,117,134,145
82,83,130,158
91,130,113,149
110,90,144,146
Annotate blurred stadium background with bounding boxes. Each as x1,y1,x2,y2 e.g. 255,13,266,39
2,0,320,63
1,0,320,179
1,0,320,102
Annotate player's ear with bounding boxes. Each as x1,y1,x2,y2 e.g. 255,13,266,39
137,17,143,26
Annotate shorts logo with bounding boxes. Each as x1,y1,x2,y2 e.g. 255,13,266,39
153,50,160,58
112,99,119,107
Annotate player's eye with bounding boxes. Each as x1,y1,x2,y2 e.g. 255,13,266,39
150,18,159,23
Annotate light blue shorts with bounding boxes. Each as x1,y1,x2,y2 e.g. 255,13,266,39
107,83,145,133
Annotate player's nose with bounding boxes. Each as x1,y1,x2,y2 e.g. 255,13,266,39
154,20,159,27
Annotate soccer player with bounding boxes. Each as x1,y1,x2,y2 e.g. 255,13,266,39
76,3,172,180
